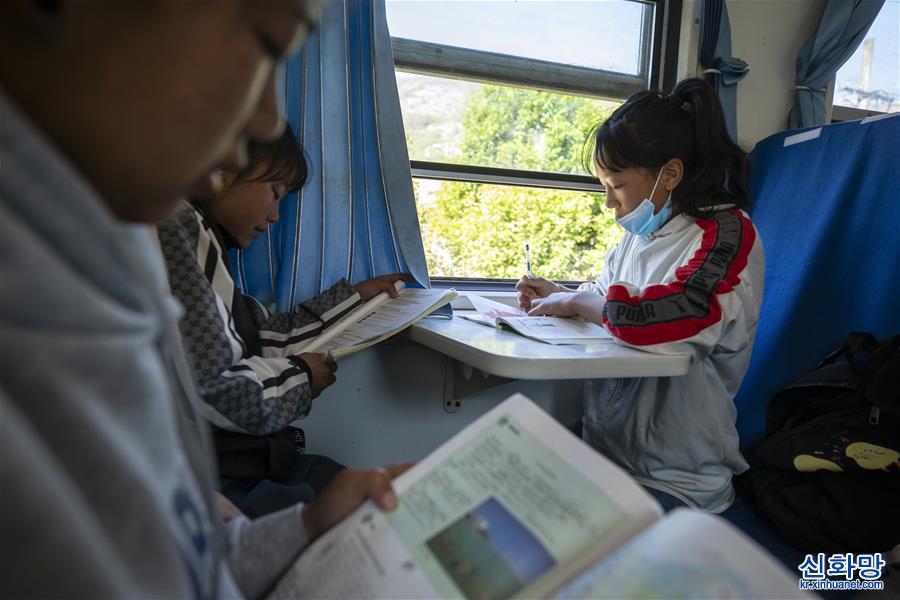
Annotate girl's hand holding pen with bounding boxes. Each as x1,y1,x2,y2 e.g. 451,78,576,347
515,275,568,311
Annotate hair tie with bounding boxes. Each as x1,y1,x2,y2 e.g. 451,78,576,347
665,95,691,114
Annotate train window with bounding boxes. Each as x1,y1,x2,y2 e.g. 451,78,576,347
386,0,674,286
832,0,898,121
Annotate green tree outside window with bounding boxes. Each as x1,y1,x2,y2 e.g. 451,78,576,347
416,84,622,281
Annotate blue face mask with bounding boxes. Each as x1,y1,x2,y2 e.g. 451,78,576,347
615,168,672,236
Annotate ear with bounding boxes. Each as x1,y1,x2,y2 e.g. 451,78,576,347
663,158,684,191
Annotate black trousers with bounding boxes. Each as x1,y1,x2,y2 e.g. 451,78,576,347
220,451,345,518
213,428,344,518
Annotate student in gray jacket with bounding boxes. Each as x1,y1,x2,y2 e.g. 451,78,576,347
158,126,404,517
0,1,403,598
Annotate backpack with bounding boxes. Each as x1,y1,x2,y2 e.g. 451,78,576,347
750,332,900,553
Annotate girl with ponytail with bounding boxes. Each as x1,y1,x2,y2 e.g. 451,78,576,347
516,78,764,513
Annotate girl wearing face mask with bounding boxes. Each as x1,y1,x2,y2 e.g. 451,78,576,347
158,125,405,517
516,78,763,514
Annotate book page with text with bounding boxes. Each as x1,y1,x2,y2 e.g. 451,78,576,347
553,509,810,599
301,281,403,353
268,394,660,600
315,287,456,358
499,316,612,344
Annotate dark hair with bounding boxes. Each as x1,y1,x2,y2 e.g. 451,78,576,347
234,124,307,194
584,78,749,217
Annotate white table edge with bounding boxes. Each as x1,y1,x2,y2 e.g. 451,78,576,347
408,317,691,380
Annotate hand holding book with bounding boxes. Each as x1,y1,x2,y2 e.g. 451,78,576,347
354,273,413,301
301,463,411,541
293,352,337,397
302,282,456,359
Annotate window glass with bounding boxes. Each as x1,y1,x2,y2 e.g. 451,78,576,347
414,178,619,281
386,0,647,76
397,72,620,175
834,0,899,112
386,1,650,281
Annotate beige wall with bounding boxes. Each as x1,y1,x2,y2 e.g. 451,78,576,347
678,0,827,150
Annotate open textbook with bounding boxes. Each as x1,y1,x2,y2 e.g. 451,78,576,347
302,282,456,359
269,394,807,600
460,293,613,345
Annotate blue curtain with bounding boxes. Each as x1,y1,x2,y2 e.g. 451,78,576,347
233,0,429,311
699,0,748,140
788,0,884,129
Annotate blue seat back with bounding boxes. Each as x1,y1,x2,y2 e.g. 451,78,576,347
735,115,900,448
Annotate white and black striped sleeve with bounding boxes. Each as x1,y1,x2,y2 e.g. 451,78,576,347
195,355,313,435
249,279,362,359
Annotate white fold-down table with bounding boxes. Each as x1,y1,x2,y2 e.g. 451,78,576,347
408,311,691,380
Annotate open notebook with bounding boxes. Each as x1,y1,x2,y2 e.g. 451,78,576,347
268,394,808,600
459,293,612,345
302,282,456,359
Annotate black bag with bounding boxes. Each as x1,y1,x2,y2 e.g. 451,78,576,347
750,332,900,553
213,427,306,482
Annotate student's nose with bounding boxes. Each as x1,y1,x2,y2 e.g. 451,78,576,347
244,69,285,143
269,202,280,224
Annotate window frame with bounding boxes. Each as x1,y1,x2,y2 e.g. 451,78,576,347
392,0,681,287
391,36,648,101
428,277,587,293
831,104,891,123
411,162,602,193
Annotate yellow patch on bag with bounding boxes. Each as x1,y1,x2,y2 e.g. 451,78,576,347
846,442,899,470
793,454,843,472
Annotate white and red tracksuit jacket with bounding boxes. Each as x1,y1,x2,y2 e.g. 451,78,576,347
578,208,764,512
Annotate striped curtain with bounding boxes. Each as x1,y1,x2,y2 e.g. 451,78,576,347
232,0,429,311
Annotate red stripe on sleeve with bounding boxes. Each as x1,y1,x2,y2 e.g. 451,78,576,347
603,209,756,346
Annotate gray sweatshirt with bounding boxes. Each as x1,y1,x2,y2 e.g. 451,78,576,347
0,90,308,598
